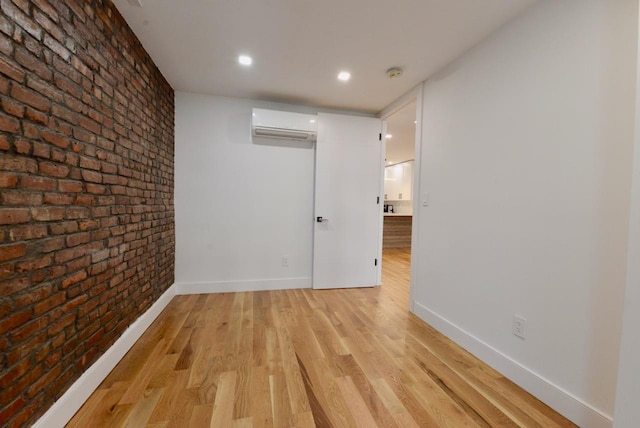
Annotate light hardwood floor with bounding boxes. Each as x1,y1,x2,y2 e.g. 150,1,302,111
68,248,576,427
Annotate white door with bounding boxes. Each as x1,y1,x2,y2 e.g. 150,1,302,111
313,113,383,289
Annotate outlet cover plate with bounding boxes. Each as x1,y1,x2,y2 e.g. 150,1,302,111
513,315,526,340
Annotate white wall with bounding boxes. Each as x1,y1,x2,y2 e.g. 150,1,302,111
412,1,637,426
614,4,640,426
175,93,317,292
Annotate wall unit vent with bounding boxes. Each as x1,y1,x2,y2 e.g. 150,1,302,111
252,108,318,142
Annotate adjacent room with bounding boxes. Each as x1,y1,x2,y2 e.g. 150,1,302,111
1,0,640,427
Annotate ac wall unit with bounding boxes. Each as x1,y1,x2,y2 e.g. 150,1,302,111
252,108,318,142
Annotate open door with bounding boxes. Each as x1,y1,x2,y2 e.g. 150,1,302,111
313,113,383,289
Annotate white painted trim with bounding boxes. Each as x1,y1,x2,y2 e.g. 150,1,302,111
175,277,311,294
613,3,640,426
378,83,423,120
376,122,387,286
378,82,424,313
413,301,613,428
408,83,424,314
33,284,177,428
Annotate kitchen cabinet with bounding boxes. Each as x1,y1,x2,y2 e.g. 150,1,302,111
383,215,412,248
384,160,413,201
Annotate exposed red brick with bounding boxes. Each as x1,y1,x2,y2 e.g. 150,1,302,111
76,195,95,205
0,173,19,188
0,276,30,298
66,232,90,247
1,191,43,206
0,1,175,425
25,106,48,124
0,156,37,173
47,312,75,336
32,141,50,158
38,161,69,178
33,292,66,315
10,316,49,343
40,237,64,253
19,175,56,191
40,129,69,148
53,73,81,99
14,47,52,81
49,221,78,235
0,55,25,82
0,242,27,262
0,111,20,132
81,169,101,183
0,208,30,225
57,179,83,192
31,207,65,222
13,138,30,154
16,254,52,272
2,97,25,117
0,397,26,426
43,192,73,205
0,134,9,150
33,0,59,23
12,284,52,309
11,84,51,112
0,308,31,335
0,262,15,279
9,224,47,241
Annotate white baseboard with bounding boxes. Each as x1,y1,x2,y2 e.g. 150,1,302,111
33,284,177,428
175,277,311,294
413,302,612,428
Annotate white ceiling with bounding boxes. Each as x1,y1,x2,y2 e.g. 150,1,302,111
112,0,537,114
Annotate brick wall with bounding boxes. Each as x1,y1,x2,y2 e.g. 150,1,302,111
0,0,175,426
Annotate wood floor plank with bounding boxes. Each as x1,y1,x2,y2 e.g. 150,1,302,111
334,354,398,427
189,404,213,427
123,388,163,428
68,248,577,428
250,365,275,428
210,371,237,427
269,372,293,428
334,376,379,428
146,370,196,426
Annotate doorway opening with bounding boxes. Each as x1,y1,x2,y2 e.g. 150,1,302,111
380,98,418,308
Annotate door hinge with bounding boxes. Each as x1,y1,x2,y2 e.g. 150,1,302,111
374,258,378,266
377,196,380,204
379,133,382,141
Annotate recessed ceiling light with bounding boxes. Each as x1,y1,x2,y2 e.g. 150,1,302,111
386,134,392,139
414,120,417,124
337,71,351,81
238,55,252,66
309,119,316,123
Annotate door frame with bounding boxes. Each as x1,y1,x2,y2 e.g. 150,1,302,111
378,83,424,313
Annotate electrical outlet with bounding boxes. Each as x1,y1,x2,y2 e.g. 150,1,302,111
282,255,289,267
513,315,526,340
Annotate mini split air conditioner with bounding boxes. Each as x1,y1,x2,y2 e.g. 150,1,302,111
252,108,318,142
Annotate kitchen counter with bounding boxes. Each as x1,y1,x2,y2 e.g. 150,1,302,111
383,215,412,248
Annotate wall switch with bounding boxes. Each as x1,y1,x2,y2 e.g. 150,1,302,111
513,315,526,339
282,255,289,267
422,192,429,207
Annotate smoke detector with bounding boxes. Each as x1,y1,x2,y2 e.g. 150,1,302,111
386,67,403,79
